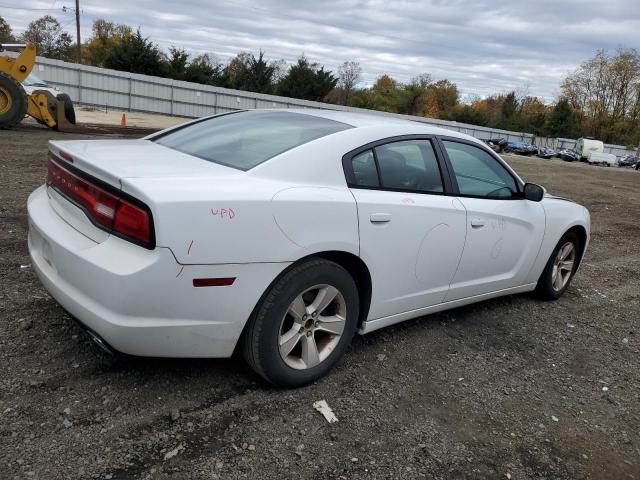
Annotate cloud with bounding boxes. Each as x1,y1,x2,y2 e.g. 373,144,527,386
4,0,639,101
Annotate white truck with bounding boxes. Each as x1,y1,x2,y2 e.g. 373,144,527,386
575,138,604,161
587,152,617,166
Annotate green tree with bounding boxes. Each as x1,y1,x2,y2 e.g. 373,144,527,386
445,104,490,126
370,74,400,112
277,56,337,101
164,46,189,80
84,19,132,67
0,16,16,43
224,51,276,93
501,91,518,119
185,54,225,86
546,98,579,138
104,29,164,76
397,74,432,115
21,15,74,61
519,96,549,135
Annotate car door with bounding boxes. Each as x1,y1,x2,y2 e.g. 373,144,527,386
344,137,467,320
439,138,545,301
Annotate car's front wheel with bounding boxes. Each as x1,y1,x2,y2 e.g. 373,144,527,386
243,258,359,387
535,231,580,300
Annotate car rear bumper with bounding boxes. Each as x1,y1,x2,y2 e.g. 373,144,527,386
27,185,289,358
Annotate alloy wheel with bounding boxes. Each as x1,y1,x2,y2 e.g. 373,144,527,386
551,241,575,291
278,284,347,370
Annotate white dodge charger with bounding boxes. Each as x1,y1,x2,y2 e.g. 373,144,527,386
28,109,590,386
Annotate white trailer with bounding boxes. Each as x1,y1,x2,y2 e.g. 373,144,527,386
576,138,604,161
587,152,617,166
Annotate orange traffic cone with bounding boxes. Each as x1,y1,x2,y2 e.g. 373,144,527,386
120,113,126,128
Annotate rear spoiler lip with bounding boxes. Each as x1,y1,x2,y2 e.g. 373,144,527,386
48,140,123,188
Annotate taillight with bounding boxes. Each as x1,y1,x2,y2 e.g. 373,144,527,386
47,158,154,248
114,201,151,245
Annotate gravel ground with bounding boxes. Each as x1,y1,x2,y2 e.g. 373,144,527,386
1,124,639,480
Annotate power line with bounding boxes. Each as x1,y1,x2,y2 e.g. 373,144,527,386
0,4,66,11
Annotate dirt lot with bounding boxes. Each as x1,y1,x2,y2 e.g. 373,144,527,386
1,124,639,480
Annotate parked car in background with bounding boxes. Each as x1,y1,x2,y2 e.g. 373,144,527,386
22,73,59,97
537,147,556,159
557,149,580,162
618,154,638,168
483,138,508,153
22,73,76,125
587,152,617,166
575,138,604,161
504,141,537,155
27,109,591,387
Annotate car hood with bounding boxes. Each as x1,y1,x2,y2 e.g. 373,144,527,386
544,193,576,203
49,139,241,187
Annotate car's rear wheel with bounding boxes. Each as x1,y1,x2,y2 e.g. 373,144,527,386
243,258,359,387
535,231,579,300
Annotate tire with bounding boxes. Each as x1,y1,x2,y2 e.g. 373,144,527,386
0,72,28,129
243,258,359,387
535,231,580,300
56,93,76,124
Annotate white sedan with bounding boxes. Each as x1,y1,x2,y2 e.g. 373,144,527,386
28,109,590,386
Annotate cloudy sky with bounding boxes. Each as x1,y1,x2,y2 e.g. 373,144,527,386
3,0,639,101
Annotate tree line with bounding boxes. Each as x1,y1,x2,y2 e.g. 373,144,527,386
2,15,639,146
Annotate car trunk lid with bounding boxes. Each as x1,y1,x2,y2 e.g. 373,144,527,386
49,139,239,186
46,139,241,244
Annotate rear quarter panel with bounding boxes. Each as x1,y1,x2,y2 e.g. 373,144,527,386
121,175,360,265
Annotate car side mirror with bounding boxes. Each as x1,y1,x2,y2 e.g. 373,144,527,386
523,183,544,202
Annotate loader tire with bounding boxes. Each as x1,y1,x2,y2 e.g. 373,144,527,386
0,72,28,129
56,93,76,125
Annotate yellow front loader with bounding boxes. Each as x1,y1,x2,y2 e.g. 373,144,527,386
0,43,76,130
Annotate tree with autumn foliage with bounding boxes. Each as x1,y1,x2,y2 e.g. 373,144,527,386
84,19,132,67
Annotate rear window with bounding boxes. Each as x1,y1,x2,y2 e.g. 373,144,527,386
153,110,352,170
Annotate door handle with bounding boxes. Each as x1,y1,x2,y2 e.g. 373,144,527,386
370,213,391,223
470,218,485,228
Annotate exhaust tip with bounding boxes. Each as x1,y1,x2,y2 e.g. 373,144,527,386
85,329,115,355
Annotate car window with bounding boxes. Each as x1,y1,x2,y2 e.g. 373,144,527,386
374,140,443,193
442,141,517,198
154,110,352,170
23,73,49,87
351,150,379,187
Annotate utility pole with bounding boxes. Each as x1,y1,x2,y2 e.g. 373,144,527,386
75,0,81,63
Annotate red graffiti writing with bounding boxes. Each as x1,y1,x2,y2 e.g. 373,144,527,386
211,208,236,220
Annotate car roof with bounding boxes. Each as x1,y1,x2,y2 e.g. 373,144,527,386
277,108,469,138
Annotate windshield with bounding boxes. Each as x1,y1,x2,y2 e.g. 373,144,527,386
153,110,352,170
22,74,49,87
